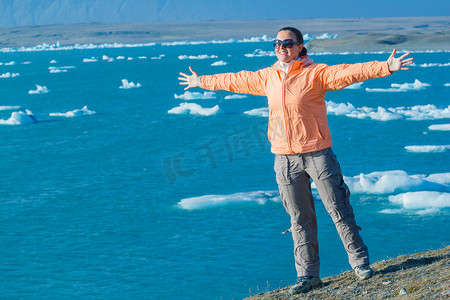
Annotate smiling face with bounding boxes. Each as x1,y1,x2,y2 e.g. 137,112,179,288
275,30,303,63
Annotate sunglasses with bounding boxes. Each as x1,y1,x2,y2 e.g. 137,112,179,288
273,39,300,49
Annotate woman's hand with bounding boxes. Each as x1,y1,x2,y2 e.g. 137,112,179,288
387,48,414,72
179,67,199,90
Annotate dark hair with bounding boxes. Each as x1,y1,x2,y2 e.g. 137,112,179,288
279,27,308,57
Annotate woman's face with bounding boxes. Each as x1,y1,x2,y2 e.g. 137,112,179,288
275,30,303,63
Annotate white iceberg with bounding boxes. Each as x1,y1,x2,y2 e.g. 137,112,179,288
387,191,450,214
344,82,363,89
83,58,97,62
0,109,37,125
178,191,280,210
419,62,450,67
326,101,450,121
0,106,21,110
178,54,218,60
366,79,430,92
174,91,216,100
28,85,49,94
405,145,450,153
244,107,269,117
211,60,227,66
224,94,248,100
49,106,96,118
119,79,141,89
245,49,276,58
168,103,219,116
151,54,165,60
343,170,450,195
429,124,450,131
0,72,20,78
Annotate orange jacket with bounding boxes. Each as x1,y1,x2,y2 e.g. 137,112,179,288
200,56,392,154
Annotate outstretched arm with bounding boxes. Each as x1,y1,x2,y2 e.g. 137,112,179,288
318,48,415,91
179,66,200,90
178,67,268,96
387,48,414,72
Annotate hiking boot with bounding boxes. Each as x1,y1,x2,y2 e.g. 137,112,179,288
354,264,375,280
289,276,323,295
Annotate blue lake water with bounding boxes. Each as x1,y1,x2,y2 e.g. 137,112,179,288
0,38,449,299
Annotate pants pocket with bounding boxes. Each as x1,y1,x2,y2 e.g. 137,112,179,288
274,155,290,185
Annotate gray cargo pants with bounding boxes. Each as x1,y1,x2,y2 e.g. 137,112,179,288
274,148,369,277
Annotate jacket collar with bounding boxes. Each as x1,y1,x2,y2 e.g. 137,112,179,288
273,55,314,73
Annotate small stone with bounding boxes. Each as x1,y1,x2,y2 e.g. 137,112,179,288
442,289,450,296
399,288,407,295
382,281,392,285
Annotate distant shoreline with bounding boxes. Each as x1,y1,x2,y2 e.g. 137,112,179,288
0,16,449,52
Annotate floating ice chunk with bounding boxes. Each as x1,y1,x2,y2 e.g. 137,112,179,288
49,68,67,73
48,66,75,73
379,208,405,214
176,171,450,210
0,109,37,125
327,101,358,116
326,101,450,121
350,107,403,121
0,106,21,110
49,106,96,117
168,102,219,116
388,191,450,211
4,61,15,65
119,79,141,89
238,35,272,43
419,62,450,67
445,83,450,87
244,107,269,117
245,49,276,57
314,33,337,39
0,41,157,53
178,191,280,210
127,57,133,60
0,72,20,78
425,173,450,185
211,60,227,66
429,124,450,131
83,58,97,62
50,60,57,64
396,104,450,120
366,79,430,92
224,94,248,100
178,54,218,60
28,85,49,94
116,56,125,60
21,61,31,64
162,36,270,47
344,82,363,89
151,54,165,60
405,145,450,152
138,56,147,59
415,207,442,215
174,91,216,100
344,170,450,194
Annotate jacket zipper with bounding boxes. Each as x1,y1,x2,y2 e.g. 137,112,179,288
281,69,294,154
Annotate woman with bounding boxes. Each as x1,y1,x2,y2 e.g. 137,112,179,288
179,27,413,295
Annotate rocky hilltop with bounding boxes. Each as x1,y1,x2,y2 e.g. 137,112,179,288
246,246,449,300
0,16,449,52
